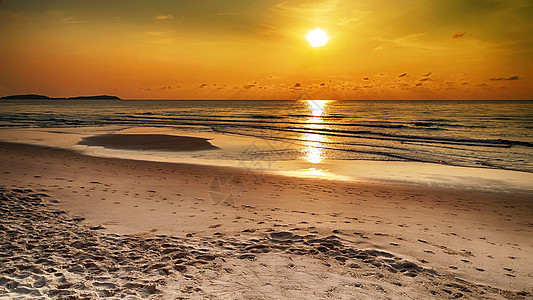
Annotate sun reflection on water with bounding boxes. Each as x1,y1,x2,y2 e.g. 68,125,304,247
307,100,329,116
302,100,330,164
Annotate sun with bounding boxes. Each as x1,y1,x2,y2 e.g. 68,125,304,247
305,28,329,47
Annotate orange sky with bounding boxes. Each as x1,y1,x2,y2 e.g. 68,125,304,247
1,0,532,100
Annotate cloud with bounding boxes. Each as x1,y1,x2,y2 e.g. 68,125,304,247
505,75,521,80
155,14,173,20
422,72,432,77
419,78,431,82
374,33,443,51
217,12,242,16
374,44,388,51
398,73,408,78
451,31,466,39
290,83,303,90
267,75,280,80
57,16,85,24
274,1,368,27
362,77,369,80
199,83,208,88
489,76,521,81
45,11,87,25
255,23,280,37
415,83,423,87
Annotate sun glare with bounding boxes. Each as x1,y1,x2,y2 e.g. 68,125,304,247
305,28,329,48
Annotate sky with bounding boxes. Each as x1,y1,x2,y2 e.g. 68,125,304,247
1,0,532,100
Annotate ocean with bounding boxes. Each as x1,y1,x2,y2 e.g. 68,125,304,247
0,99,532,174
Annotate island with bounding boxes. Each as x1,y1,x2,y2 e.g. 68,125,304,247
0,94,121,100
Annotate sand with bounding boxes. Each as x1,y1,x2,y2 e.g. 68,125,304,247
1,141,532,299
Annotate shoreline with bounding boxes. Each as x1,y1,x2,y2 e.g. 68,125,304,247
1,126,532,194
1,141,532,298
3,137,533,194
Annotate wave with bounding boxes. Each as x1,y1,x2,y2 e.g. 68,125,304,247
2,113,531,148
249,114,285,119
122,115,453,130
210,124,532,148
1,112,491,132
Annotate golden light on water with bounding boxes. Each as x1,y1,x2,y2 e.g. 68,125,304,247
302,100,330,164
300,168,327,177
307,100,329,116
305,28,329,48
304,131,324,164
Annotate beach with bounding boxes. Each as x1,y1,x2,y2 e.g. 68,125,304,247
2,0,533,298
1,141,532,299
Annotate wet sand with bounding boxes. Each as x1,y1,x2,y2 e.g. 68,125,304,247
1,141,532,299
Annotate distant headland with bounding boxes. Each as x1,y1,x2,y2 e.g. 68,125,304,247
0,94,121,100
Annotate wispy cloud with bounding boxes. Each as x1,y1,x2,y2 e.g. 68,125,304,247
57,16,86,24
217,12,242,16
44,10,87,25
274,0,368,27
374,33,444,51
155,14,173,20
